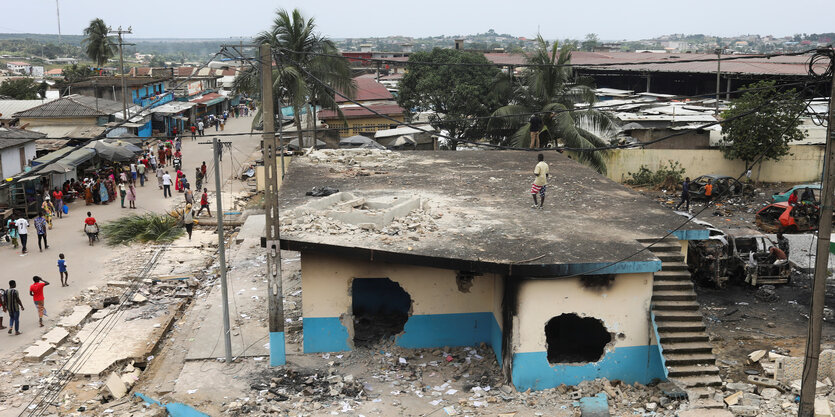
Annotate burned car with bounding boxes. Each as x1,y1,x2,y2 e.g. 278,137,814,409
755,201,820,233
690,175,746,200
688,227,790,287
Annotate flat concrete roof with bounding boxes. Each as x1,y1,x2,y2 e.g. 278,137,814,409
278,150,707,276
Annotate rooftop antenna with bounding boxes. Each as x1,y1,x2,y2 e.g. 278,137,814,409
55,0,62,43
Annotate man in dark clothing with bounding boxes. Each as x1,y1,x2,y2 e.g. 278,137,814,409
776,232,790,258
675,177,691,211
529,114,543,148
5,280,24,335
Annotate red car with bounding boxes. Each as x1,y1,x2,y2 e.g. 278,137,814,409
755,201,820,233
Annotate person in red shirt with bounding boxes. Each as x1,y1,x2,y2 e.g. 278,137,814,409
190,124,197,140
788,191,799,206
29,276,50,327
196,188,211,217
52,188,64,218
84,212,99,246
158,147,166,167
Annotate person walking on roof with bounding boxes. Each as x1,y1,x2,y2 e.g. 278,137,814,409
530,153,549,209
675,177,691,212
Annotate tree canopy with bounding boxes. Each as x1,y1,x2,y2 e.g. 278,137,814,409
0,78,42,99
397,48,505,149
82,18,115,66
720,80,808,170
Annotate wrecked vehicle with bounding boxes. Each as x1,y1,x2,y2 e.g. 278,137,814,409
690,175,747,200
688,227,790,287
771,184,821,203
755,201,820,233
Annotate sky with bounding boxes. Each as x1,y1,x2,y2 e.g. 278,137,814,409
2,0,834,41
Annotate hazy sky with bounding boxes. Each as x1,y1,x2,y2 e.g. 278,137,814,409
3,0,833,41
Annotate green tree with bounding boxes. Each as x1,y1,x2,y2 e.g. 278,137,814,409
397,48,505,149
720,80,807,170
488,35,615,173
149,55,166,67
82,18,115,66
62,64,95,83
581,33,599,51
253,8,355,147
0,78,40,99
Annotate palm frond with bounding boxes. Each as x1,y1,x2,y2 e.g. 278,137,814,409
101,214,184,246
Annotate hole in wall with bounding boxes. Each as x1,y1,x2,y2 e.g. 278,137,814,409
545,313,612,364
581,274,614,289
456,271,479,293
351,278,412,347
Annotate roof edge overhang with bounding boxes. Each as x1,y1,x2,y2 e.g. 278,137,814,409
279,239,662,277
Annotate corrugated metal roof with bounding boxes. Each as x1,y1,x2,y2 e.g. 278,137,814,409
0,99,54,120
336,77,393,103
31,146,75,165
319,103,404,120
29,125,106,139
150,101,197,115
70,76,170,88
13,94,124,118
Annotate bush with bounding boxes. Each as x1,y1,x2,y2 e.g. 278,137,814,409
626,160,686,189
101,213,184,246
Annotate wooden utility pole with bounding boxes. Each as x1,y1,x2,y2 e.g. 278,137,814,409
714,47,722,116
261,43,285,366
109,26,132,122
799,52,835,417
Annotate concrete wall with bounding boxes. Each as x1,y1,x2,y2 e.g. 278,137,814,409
1,141,35,179
605,145,824,184
299,252,503,362
255,156,293,191
325,115,405,138
510,273,665,390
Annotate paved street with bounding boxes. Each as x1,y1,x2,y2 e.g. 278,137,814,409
0,114,262,355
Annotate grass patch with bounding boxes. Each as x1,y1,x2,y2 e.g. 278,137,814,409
101,213,184,246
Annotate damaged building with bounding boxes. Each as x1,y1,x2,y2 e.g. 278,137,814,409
277,150,712,391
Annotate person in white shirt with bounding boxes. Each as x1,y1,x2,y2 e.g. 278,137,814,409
197,121,205,136
129,163,137,184
15,215,29,254
162,171,172,198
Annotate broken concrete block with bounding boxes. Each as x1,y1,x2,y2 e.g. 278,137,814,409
748,375,790,392
24,341,55,362
58,305,93,328
41,327,69,345
121,369,141,389
748,350,767,364
728,405,759,416
815,397,832,417
724,391,743,406
104,372,127,399
725,382,755,393
790,379,828,394
131,294,148,303
677,410,733,417
91,308,112,320
760,388,780,399
107,281,131,288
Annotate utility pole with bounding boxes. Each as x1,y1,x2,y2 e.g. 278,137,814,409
209,137,233,363
109,26,132,122
55,0,62,44
799,53,835,417
261,43,286,366
714,47,722,116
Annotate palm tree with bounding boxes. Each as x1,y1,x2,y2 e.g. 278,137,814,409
488,35,616,173
253,8,355,147
82,18,115,67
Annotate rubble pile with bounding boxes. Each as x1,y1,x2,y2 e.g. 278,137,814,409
280,207,439,240
306,149,403,170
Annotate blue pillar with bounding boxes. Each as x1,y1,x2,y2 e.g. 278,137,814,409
270,332,286,366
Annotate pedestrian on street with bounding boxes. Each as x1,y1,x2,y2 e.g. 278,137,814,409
149,153,158,171
197,188,211,217
52,188,63,219
84,212,99,246
214,119,219,131
0,287,5,330
198,120,205,136
220,118,225,131
57,253,69,287
175,137,182,152
156,168,164,190
177,203,195,240
119,182,127,208
15,214,29,254
137,160,146,187
29,276,49,327
127,184,137,209
41,197,55,229
5,217,18,249
5,280,24,335
34,211,48,252
162,171,172,198
184,185,194,205
675,177,691,212
530,153,549,209
190,124,196,140
130,162,137,185
201,162,207,179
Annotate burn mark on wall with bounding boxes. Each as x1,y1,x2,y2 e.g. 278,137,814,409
545,313,612,364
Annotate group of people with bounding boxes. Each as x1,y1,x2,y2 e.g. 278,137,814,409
1,274,66,335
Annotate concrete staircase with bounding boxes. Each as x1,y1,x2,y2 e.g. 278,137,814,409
639,237,722,388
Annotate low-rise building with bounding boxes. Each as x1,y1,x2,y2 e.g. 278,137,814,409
276,150,715,391
0,127,41,178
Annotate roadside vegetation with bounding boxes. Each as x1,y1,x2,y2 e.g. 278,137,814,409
625,160,686,189
101,213,183,246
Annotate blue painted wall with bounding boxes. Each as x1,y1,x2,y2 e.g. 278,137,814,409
511,344,666,391
303,312,503,364
137,121,152,138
